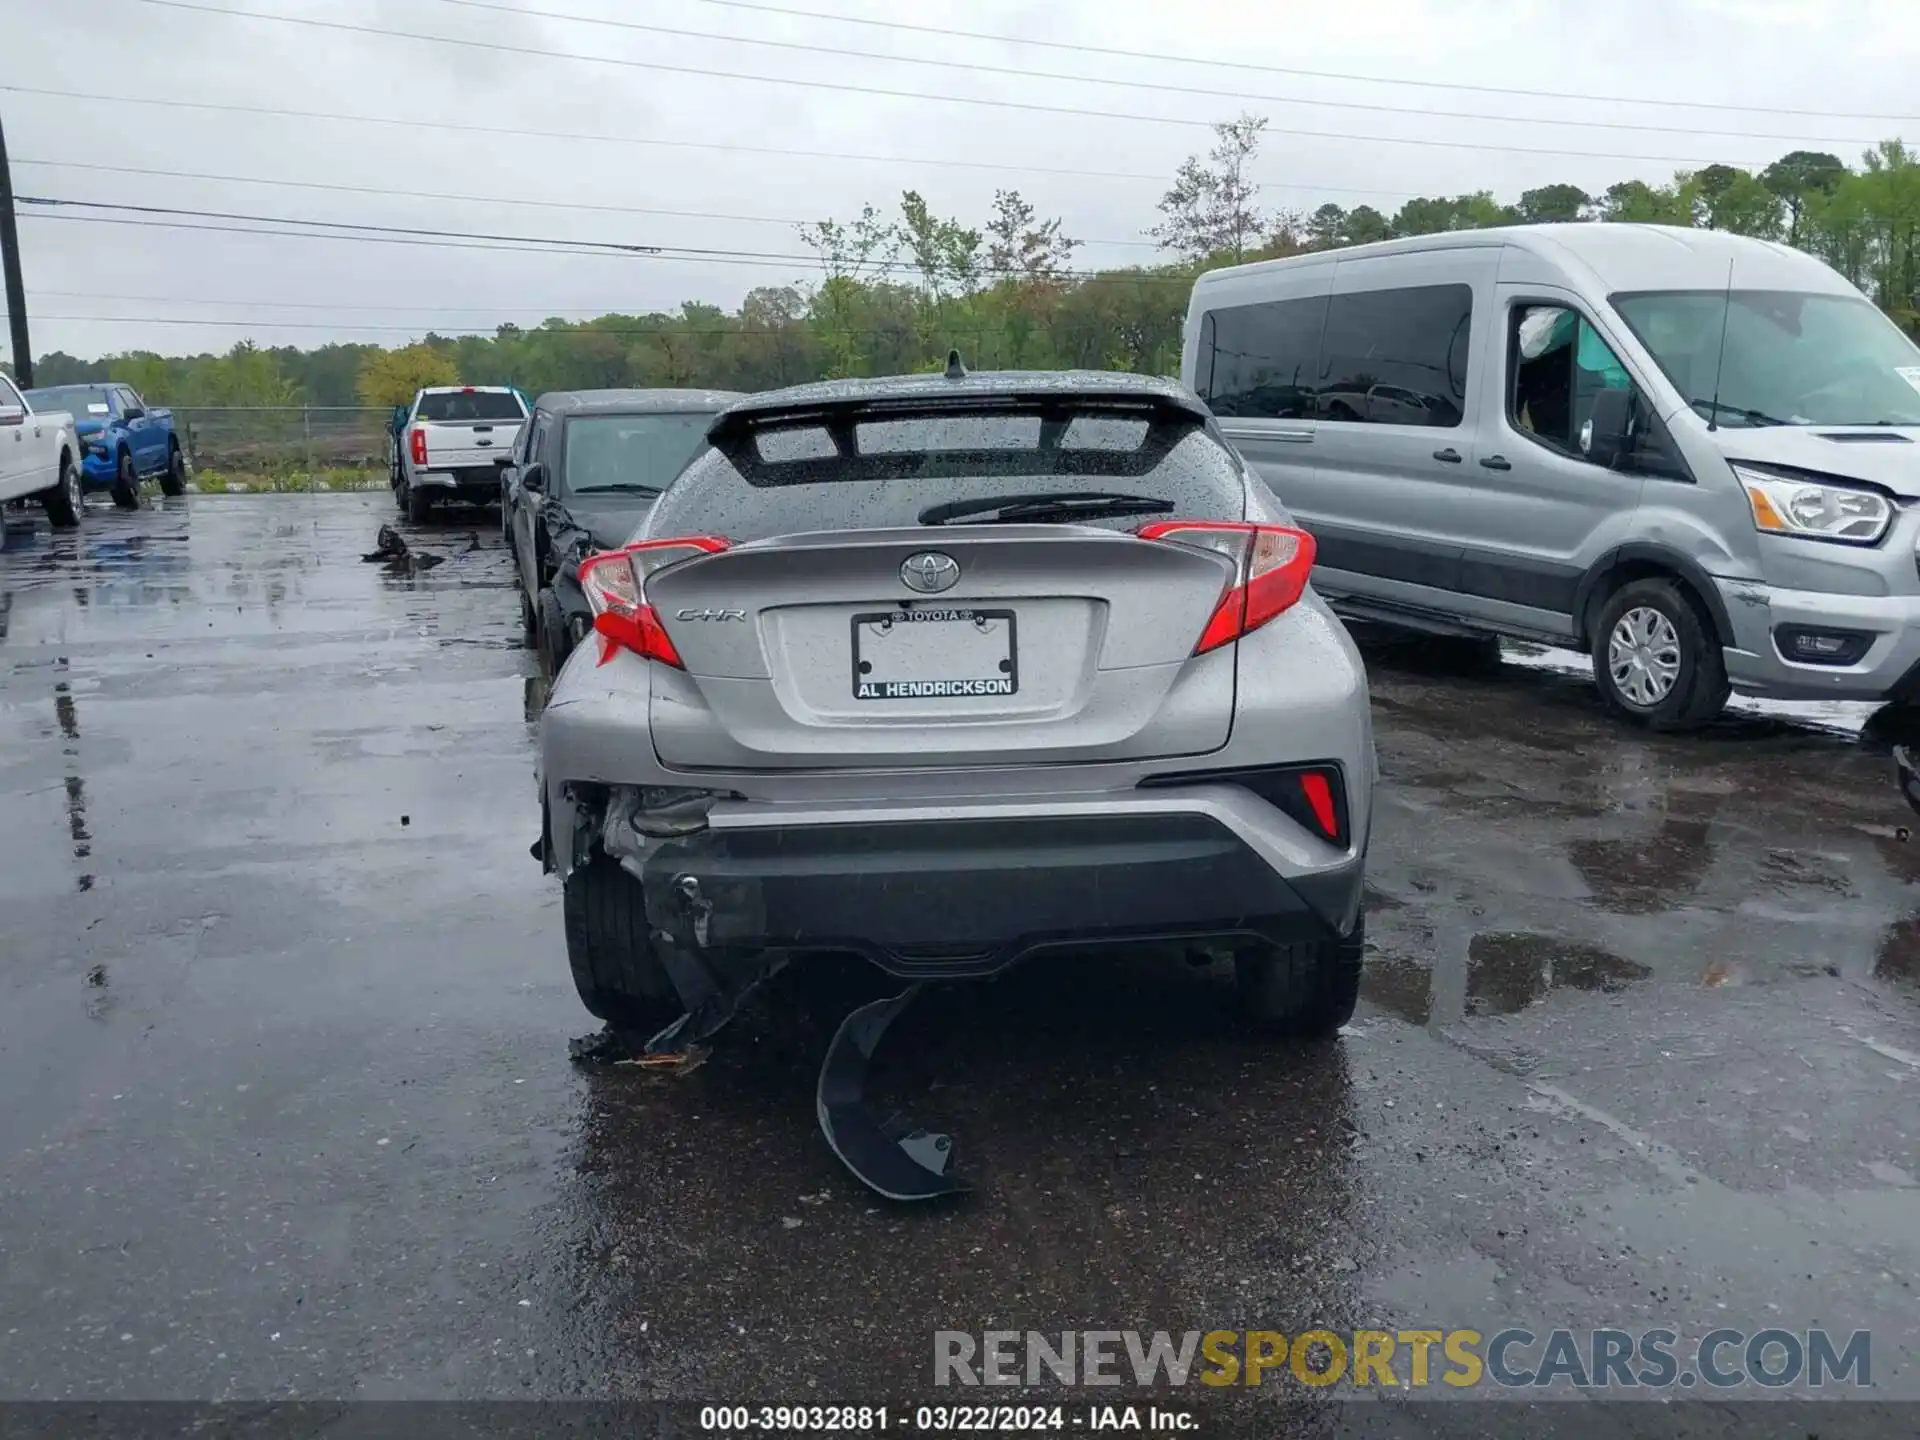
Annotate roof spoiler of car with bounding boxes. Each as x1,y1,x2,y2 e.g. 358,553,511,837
706,384,1212,451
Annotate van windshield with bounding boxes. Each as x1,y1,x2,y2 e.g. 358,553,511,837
1612,289,1920,428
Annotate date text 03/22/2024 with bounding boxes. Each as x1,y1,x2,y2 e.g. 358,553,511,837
698,1406,1193,1432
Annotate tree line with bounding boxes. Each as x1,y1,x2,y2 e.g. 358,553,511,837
22,118,1920,408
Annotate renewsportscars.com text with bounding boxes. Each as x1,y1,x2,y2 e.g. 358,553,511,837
934,1328,1871,1390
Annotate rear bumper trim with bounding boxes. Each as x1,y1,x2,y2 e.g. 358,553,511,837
633,813,1359,980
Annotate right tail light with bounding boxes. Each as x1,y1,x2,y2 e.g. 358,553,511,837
1135,521,1317,654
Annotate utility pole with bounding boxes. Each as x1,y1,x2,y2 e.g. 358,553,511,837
0,110,32,388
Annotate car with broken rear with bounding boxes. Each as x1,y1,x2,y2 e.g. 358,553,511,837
506,388,741,674
538,368,1375,1063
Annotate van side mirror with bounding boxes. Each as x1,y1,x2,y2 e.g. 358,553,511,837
1580,388,1634,468
520,463,545,492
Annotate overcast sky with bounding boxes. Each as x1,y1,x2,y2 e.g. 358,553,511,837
6,0,1920,358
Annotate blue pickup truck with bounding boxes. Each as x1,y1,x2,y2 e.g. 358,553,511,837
21,383,186,507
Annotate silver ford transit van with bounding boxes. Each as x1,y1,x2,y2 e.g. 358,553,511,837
1183,223,1920,729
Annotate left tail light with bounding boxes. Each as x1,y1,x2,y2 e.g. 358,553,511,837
577,536,730,668
408,428,427,466
1136,521,1317,655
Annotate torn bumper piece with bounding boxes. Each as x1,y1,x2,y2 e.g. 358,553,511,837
617,810,1359,1201
630,812,1360,981
816,986,967,1202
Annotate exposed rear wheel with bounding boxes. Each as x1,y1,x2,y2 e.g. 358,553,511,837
520,587,539,646
537,587,572,674
160,445,188,497
42,456,82,528
110,451,140,509
406,483,432,524
1235,922,1363,1037
1591,577,1728,731
562,853,680,1030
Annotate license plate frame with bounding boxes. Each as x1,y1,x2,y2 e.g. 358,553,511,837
850,607,1019,701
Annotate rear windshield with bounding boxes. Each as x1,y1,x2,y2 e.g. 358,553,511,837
649,405,1246,543
562,412,715,495
414,391,525,423
24,385,113,416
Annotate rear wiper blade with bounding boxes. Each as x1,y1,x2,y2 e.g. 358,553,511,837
919,490,1174,526
569,483,662,496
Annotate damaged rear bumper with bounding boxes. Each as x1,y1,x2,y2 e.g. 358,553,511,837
626,811,1362,979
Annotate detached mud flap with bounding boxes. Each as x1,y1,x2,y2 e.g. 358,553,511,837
816,987,968,1203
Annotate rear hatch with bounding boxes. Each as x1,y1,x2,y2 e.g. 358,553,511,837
413,389,525,469
635,383,1251,770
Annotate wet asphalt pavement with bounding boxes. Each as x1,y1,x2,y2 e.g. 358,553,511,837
3,492,1919,1427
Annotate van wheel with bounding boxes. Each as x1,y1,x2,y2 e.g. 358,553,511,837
562,853,680,1030
1592,577,1728,731
1235,921,1363,1038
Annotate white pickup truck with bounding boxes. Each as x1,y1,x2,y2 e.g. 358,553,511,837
0,372,83,528
392,385,528,523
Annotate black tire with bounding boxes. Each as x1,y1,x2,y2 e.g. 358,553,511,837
160,444,188,497
110,450,140,509
41,454,82,528
406,483,433,524
538,587,573,674
562,853,680,1028
1235,920,1364,1037
1591,577,1728,732
520,586,539,646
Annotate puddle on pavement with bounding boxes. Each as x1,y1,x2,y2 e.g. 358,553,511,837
1364,931,1652,1029
1875,915,1920,989
1568,813,1718,915
1466,932,1651,1016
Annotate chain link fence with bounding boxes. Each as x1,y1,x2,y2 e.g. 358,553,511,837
171,406,392,476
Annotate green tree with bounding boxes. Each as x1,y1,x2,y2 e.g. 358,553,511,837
356,344,459,407
1762,150,1847,245
983,190,1080,282
1515,184,1591,223
1151,114,1272,264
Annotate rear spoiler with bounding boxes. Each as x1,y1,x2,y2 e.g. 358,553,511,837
707,384,1212,452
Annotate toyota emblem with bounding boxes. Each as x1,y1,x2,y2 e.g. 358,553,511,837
900,551,960,594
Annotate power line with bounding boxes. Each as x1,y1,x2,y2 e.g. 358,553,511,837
3,312,878,336
9,157,1159,250
118,0,1801,166
668,0,1920,124
19,194,673,254
0,87,1424,202
16,207,1200,284
28,288,790,314
411,0,1890,145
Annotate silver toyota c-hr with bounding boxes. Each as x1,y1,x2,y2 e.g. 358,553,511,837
538,368,1375,1042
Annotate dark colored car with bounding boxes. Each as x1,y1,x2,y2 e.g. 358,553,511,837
505,389,742,671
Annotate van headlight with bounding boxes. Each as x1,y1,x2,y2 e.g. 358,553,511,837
1733,464,1892,546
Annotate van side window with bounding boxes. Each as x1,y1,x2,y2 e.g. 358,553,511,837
1509,305,1635,458
1195,295,1329,420
1316,284,1472,428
